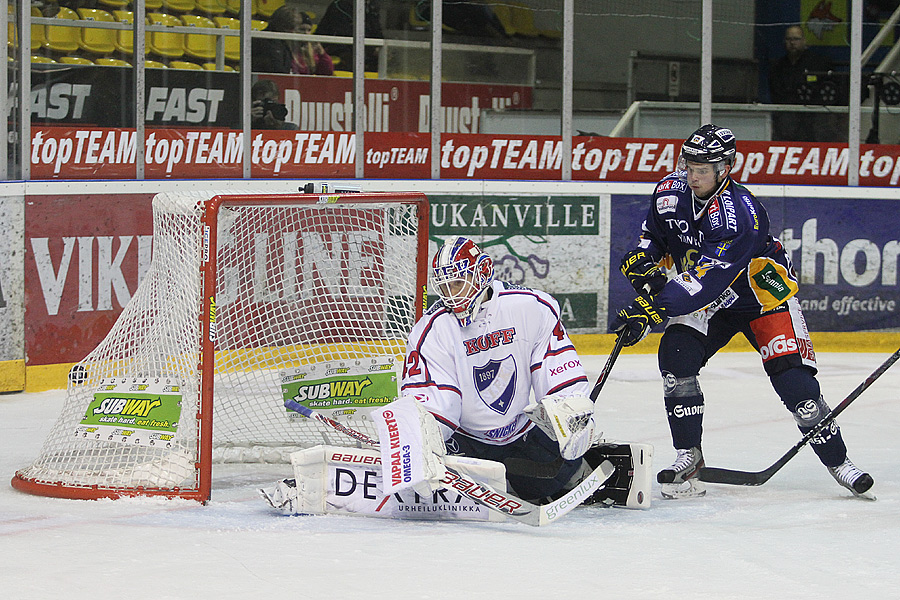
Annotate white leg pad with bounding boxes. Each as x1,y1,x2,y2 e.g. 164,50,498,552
261,445,509,522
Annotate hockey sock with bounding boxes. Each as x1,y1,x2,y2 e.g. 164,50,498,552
663,372,704,449
772,369,847,467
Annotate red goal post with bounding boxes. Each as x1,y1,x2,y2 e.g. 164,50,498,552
12,190,429,502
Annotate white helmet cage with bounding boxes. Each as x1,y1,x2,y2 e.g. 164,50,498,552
431,236,495,326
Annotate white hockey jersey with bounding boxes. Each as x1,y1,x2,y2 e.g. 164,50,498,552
401,280,590,446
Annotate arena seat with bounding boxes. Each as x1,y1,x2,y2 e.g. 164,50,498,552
145,60,168,68
112,10,148,57
162,0,197,13
171,60,203,70
31,55,58,63
256,0,285,19
203,62,235,71
213,16,242,62
147,12,185,59
98,0,130,8
76,8,117,55
226,0,258,16
196,0,228,16
60,56,94,65
96,57,132,66
181,14,218,62
44,7,81,55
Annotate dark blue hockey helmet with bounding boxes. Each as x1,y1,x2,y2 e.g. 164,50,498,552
680,124,737,166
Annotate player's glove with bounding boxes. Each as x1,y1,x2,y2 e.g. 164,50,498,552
620,249,667,295
611,294,667,347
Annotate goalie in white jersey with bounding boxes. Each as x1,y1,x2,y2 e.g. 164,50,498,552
401,236,607,503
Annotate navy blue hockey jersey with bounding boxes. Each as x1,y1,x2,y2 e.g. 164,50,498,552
635,172,799,317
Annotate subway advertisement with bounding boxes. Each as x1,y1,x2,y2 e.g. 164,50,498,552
18,187,899,374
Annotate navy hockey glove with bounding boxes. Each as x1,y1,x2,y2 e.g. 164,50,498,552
620,249,666,295
611,294,667,347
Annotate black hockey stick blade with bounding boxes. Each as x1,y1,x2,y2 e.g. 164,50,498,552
590,331,626,401
699,346,900,486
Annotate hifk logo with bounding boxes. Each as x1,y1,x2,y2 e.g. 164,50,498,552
473,354,517,415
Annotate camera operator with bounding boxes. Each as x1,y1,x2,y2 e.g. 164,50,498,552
251,80,298,130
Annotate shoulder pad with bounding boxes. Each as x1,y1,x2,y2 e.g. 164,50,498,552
655,177,688,194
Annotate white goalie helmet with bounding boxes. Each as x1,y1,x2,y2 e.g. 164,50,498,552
431,236,494,326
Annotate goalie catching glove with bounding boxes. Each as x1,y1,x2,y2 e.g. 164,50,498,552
620,249,667,296
524,394,602,460
611,294,667,347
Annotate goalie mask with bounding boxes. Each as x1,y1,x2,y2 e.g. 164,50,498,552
431,236,494,326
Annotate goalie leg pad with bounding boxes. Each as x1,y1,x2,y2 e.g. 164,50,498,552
581,442,653,509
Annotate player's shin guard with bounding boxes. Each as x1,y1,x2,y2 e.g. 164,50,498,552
662,372,705,449
790,395,848,467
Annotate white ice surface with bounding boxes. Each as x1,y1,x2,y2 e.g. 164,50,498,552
2,352,899,600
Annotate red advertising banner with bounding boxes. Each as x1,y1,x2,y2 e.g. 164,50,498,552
30,129,900,186
24,194,155,365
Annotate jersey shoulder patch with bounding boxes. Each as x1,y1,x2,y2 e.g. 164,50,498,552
499,281,532,292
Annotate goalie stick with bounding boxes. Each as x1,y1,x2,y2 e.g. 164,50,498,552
590,331,626,401
699,346,900,486
284,399,614,526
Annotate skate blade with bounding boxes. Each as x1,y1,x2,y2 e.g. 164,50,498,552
660,479,707,500
852,489,877,501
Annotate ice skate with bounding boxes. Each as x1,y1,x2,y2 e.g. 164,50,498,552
259,478,300,514
827,458,875,500
658,446,706,499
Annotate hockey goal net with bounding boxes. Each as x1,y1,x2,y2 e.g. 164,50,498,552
13,190,428,502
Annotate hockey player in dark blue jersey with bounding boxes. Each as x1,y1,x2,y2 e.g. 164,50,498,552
612,124,874,500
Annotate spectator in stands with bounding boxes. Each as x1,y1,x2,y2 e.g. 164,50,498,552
315,0,383,73
251,79,298,130
769,24,837,142
252,6,334,75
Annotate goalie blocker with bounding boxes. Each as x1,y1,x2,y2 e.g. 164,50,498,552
260,441,652,519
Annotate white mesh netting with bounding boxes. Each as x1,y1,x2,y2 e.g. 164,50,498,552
14,190,426,498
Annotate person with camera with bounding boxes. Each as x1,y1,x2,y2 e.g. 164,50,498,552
251,6,334,76
251,80,297,130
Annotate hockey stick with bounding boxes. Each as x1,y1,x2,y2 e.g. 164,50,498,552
284,399,614,526
699,346,900,486
590,331,626,401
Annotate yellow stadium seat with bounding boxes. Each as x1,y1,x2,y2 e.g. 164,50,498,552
31,7,47,51
251,19,268,31
202,62,235,71
171,60,203,70
162,0,197,13
44,6,80,54
226,0,258,17
333,70,378,79
145,60,168,68
112,10,145,56
256,0,285,19
196,0,228,15
32,55,58,63
145,0,163,9
96,57,132,66
98,0,129,8
181,14,218,61
213,16,241,62
60,56,94,64
77,8,117,55
8,8,15,51
147,12,185,59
